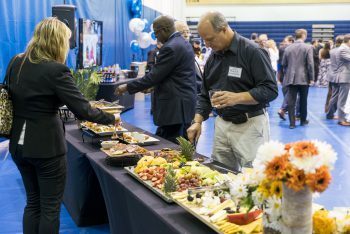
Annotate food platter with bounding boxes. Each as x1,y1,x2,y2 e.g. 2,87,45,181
170,192,262,234
101,143,148,167
125,166,173,203
80,121,128,136
90,100,124,110
116,132,160,145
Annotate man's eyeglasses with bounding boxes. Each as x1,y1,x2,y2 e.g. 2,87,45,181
154,27,166,35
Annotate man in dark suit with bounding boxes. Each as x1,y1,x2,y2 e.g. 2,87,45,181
116,15,197,143
282,29,314,129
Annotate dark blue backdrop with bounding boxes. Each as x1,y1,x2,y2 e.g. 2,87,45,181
0,0,159,81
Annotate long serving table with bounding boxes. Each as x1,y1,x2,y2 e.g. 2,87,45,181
64,121,215,233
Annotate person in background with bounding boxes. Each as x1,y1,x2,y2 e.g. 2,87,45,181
312,40,322,83
277,35,294,120
316,42,331,87
250,32,258,43
266,39,279,78
116,15,197,143
326,34,350,126
174,20,191,41
146,40,163,115
325,35,344,113
282,29,314,129
187,11,278,171
192,40,202,58
146,40,163,73
258,34,269,52
7,18,120,234
175,21,203,93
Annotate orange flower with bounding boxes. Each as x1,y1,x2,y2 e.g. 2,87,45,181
306,166,332,193
264,155,289,180
292,141,319,158
284,142,294,151
285,167,306,192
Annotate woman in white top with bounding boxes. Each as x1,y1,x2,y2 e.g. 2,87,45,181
267,39,279,78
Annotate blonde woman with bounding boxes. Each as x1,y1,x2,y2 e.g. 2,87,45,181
267,39,279,76
6,18,119,234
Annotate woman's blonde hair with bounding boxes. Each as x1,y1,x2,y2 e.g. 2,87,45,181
25,17,71,64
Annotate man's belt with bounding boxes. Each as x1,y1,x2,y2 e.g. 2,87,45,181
220,109,265,124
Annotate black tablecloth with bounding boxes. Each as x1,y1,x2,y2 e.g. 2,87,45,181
63,123,108,226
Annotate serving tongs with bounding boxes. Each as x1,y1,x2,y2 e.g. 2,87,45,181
187,184,229,195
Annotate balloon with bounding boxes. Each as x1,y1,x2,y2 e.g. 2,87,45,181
143,19,149,28
133,13,141,18
138,32,152,49
150,24,154,32
149,32,157,45
131,0,142,15
150,31,156,40
129,18,145,33
130,40,140,53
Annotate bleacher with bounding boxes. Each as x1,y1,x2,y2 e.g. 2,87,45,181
188,20,350,43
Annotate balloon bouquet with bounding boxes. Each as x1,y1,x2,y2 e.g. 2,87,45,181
128,0,157,57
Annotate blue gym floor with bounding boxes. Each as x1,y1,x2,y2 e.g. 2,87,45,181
0,86,349,233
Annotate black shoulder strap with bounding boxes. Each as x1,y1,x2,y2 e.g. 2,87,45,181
194,59,203,80
3,55,18,86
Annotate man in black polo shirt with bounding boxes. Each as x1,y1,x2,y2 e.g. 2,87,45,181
187,11,278,171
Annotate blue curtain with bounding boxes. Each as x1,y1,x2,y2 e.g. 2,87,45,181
0,0,160,82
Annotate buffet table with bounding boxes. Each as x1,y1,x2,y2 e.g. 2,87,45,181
64,121,215,233
96,77,142,112
63,123,108,226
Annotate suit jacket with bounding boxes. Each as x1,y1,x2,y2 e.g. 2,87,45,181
282,40,315,86
127,32,197,126
327,44,350,83
8,56,114,158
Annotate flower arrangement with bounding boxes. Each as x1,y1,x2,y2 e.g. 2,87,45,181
253,140,337,193
251,140,337,232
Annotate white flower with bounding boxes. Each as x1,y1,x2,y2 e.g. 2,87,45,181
255,141,286,165
252,190,264,206
228,182,248,199
289,140,337,173
313,140,337,170
289,154,321,174
264,195,282,220
263,213,283,232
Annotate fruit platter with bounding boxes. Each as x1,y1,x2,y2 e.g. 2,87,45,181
115,132,160,145
81,121,128,136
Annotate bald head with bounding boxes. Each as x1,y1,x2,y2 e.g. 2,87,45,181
175,21,191,41
197,11,233,52
152,15,175,44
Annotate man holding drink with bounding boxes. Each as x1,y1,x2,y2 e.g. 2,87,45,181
187,12,278,171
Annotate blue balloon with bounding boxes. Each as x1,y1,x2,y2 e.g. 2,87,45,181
133,13,141,18
130,40,140,53
150,31,156,40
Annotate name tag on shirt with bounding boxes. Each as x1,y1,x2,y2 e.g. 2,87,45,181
228,66,242,78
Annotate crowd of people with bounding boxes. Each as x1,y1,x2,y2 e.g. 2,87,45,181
251,31,350,127
5,11,350,233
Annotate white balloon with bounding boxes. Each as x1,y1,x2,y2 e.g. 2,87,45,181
129,18,145,33
138,32,152,49
150,23,154,32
